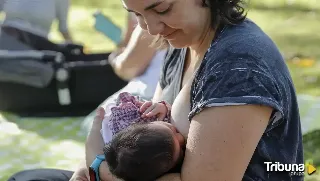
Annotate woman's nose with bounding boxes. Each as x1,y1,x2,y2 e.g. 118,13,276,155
144,17,164,36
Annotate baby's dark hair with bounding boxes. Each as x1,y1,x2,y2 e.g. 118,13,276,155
103,123,175,181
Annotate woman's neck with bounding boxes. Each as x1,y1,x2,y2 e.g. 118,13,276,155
188,25,216,68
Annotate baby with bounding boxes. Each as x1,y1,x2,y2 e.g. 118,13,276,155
101,92,185,181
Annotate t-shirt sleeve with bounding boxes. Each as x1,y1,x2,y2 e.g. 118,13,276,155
189,53,284,131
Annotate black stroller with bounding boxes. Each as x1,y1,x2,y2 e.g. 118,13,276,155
0,30,127,116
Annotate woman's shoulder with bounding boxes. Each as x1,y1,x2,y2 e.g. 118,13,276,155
191,19,298,126
209,19,281,60
202,19,286,80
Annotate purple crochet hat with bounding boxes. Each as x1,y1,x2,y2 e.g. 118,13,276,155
106,92,170,135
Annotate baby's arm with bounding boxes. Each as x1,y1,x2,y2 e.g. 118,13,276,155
140,101,171,121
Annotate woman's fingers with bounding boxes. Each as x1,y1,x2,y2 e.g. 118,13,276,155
69,175,88,181
94,107,105,123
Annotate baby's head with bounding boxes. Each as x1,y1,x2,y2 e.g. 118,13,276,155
103,121,185,181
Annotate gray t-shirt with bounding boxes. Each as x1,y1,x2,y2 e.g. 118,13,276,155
159,19,303,181
159,47,187,105
1,0,70,37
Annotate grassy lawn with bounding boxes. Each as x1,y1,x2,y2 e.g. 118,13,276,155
0,0,319,180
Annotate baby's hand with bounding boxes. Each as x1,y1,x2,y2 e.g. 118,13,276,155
140,101,168,121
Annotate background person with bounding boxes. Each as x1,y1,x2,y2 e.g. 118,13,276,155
0,0,73,50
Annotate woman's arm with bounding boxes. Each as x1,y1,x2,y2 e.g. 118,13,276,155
55,0,73,42
116,13,137,49
85,108,116,181
109,26,157,81
156,105,272,181
152,83,163,102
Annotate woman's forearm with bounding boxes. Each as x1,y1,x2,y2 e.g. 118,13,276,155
109,26,157,81
85,111,115,181
156,173,182,181
85,121,104,168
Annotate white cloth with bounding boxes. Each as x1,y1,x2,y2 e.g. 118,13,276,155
127,49,167,100
100,102,116,144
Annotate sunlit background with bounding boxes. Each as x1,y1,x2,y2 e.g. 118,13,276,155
0,0,319,180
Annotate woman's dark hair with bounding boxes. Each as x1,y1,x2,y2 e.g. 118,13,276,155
152,0,247,48
203,0,247,29
103,123,175,181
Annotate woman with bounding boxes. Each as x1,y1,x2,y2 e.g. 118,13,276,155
9,0,303,181
1,0,73,50
85,0,303,180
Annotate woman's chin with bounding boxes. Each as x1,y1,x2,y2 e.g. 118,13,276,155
167,39,188,49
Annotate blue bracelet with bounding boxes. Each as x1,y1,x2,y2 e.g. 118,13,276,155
89,154,106,181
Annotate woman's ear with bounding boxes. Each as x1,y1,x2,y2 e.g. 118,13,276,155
201,0,209,7
193,0,206,7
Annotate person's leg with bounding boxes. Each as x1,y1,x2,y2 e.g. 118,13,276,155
7,168,74,181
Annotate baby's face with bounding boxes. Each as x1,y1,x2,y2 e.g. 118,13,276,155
148,121,185,166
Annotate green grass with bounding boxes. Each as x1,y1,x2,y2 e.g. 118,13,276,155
49,6,126,52
1,0,319,179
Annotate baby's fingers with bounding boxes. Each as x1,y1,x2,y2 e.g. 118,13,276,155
141,104,156,118
140,101,153,113
145,107,161,117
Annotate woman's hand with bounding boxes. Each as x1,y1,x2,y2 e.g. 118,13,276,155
69,169,89,181
69,161,90,181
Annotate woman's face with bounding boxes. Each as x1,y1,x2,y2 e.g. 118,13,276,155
122,0,211,48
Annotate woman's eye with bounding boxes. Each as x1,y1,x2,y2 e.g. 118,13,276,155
134,12,142,17
156,4,172,15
